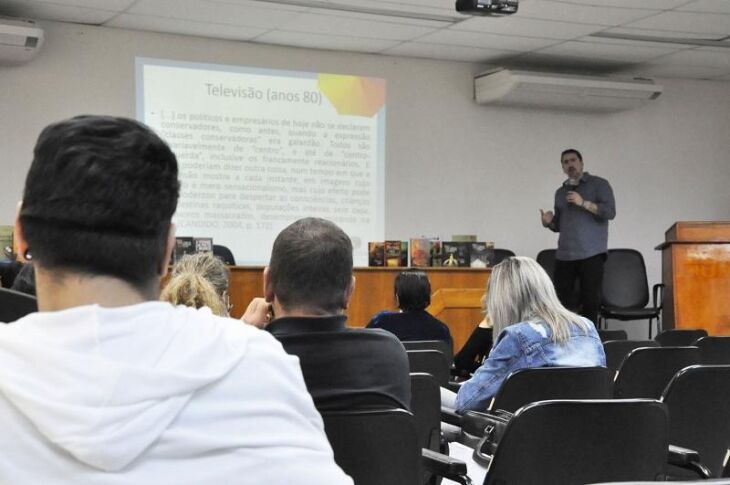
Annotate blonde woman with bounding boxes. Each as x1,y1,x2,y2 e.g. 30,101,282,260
161,253,231,317
452,256,605,413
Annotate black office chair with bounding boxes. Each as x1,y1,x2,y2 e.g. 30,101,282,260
477,399,670,485
655,328,708,347
407,350,450,387
599,249,663,338
404,339,454,367
598,329,628,342
322,408,422,485
661,365,730,479
603,340,659,375
694,336,730,364
410,373,448,485
212,244,235,265
492,248,515,266
613,346,700,399
0,287,38,323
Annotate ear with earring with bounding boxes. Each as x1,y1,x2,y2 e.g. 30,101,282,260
23,250,33,261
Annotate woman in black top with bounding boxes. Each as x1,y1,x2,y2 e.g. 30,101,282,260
452,317,493,377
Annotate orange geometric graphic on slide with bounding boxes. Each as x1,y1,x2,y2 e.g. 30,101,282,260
317,74,385,117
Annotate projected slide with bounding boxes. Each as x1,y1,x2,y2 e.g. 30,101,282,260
136,58,385,265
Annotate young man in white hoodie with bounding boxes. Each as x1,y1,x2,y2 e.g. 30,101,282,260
0,115,352,484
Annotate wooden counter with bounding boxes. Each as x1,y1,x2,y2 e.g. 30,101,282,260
227,266,491,352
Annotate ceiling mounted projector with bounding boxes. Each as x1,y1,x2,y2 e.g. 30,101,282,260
455,0,518,16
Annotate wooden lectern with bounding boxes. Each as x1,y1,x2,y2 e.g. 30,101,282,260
657,222,730,335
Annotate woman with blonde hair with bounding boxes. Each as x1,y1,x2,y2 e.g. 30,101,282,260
161,253,231,317
451,256,605,413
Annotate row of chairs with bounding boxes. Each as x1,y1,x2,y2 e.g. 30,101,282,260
599,328,715,348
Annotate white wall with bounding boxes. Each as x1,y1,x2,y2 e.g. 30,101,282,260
2,22,730,336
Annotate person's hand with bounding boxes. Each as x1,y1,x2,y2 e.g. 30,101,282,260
241,297,272,329
566,191,584,206
540,209,554,227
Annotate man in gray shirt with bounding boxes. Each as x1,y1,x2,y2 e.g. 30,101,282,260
540,148,616,327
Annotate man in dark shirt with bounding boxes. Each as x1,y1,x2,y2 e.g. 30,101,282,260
540,148,616,326
242,217,411,412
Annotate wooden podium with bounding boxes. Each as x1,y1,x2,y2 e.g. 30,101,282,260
657,222,730,335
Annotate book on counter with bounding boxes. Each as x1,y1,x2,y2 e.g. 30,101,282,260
410,238,430,267
470,241,495,268
368,242,385,267
430,239,443,267
442,241,471,267
384,240,403,267
173,236,214,263
400,241,409,267
451,234,477,243
194,237,213,253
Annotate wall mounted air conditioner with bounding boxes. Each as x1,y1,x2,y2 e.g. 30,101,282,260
474,68,662,112
0,17,44,65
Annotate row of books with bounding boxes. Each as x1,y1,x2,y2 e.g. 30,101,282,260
368,239,496,268
173,237,213,263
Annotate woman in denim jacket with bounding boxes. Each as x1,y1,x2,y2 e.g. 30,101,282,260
451,256,606,413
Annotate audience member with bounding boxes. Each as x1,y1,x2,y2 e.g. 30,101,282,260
10,262,36,296
452,315,493,378
443,256,605,413
243,217,411,412
161,252,230,316
0,116,352,484
367,269,452,345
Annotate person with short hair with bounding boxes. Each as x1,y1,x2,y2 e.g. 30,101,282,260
0,116,352,484
540,149,616,326
243,217,411,412
444,256,605,413
367,269,452,346
161,252,231,316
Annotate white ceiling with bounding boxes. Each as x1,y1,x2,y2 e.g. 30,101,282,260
2,0,730,81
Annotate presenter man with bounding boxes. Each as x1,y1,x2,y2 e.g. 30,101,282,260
540,148,616,327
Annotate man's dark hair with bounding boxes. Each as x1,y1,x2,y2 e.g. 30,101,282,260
269,217,353,314
561,148,583,161
395,269,431,312
19,115,179,290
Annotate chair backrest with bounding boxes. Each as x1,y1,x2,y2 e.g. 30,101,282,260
409,373,441,452
485,399,669,485
602,249,650,309
492,248,516,266
598,329,628,342
603,340,659,375
403,339,453,366
613,346,701,399
662,365,730,478
694,336,730,365
406,349,450,387
0,287,38,323
489,366,612,413
655,328,709,347
212,244,235,265
536,249,557,280
587,480,730,484
322,408,421,485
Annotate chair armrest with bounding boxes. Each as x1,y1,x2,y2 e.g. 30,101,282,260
652,283,665,310
441,407,462,426
421,448,473,485
446,380,464,393
668,444,712,479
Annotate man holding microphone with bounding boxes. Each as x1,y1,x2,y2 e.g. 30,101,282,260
541,148,616,327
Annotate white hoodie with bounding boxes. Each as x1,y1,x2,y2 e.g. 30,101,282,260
0,302,353,484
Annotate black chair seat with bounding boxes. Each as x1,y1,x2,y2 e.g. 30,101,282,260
0,287,38,323
655,329,708,347
603,340,659,375
601,306,660,320
613,346,701,399
407,349,450,387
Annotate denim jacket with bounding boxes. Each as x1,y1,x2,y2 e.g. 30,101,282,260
455,319,606,413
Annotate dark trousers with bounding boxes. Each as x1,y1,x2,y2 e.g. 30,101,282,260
554,253,606,328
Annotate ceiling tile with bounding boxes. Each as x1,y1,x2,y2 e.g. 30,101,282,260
255,30,400,53
598,27,724,41
319,0,454,16
107,13,267,41
126,0,299,29
627,63,730,79
26,0,133,9
453,16,605,40
383,42,516,63
207,0,308,12
0,0,120,23
625,11,730,35
554,0,692,9
650,48,730,69
297,9,450,28
677,0,730,14
518,0,658,26
277,12,437,40
418,29,560,51
538,40,679,63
